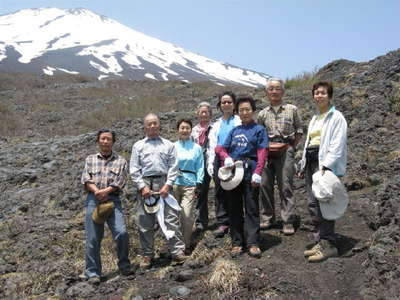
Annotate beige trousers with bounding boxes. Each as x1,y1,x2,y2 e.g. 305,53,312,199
173,185,196,248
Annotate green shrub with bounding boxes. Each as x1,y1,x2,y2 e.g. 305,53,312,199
284,67,318,90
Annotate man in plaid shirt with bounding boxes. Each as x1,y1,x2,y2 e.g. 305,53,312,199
81,129,134,284
257,78,303,235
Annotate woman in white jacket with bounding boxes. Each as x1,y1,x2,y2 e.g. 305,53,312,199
207,91,241,237
299,81,347,263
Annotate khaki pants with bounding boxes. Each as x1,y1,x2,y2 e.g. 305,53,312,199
173,185,196,248
260,147,296,224
137,177,185,257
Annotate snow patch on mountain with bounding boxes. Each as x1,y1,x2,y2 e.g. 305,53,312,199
0,8,270,86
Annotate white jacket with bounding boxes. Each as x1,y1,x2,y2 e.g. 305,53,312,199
300,107,347,176
207,115,241,176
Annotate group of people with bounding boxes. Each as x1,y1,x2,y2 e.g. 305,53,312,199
80,78,348,283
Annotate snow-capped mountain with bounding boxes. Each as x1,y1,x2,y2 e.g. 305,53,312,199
0,8,269,86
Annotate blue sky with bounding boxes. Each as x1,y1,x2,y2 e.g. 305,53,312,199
1,0,399,79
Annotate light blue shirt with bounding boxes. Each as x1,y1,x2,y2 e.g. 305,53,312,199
174,139,204,186
217,115,237,145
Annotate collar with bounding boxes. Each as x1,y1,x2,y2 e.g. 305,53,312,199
267,103,286,111
242,120,255,126
178,139,192,146
97,151,117,161
144,136,162,142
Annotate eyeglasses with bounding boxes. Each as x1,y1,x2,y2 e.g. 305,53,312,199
221,101,233,104
266,87,283,92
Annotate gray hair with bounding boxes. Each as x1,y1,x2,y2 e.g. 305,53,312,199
143,113,159,125
266,77,285,91
197,101,212,115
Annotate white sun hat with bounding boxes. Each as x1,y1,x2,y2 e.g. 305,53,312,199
312,170,349,220
218,160,244,191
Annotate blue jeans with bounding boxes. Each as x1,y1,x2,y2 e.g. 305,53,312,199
85,193,131,278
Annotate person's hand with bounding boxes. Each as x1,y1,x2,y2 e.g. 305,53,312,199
159,184,170,198
141,186,152,198
224,157,234,168
207,165,214,177
251,173,261,188
95,189,109,202
297,171,305,179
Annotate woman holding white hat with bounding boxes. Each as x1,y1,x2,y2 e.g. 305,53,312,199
298,81,348,263
215,95,268,258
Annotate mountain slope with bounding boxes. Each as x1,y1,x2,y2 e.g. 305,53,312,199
0,8,269,86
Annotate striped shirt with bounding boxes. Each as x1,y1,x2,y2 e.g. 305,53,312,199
81,152,127,191
257,103,303,142
129,136,179,191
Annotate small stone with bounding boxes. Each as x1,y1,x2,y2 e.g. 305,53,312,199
174,270,193,282
169,285,191,297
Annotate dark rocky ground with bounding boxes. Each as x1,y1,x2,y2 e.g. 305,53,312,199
0,49,400,299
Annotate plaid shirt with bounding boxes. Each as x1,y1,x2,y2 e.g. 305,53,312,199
81,152,127,192
257,103,303,142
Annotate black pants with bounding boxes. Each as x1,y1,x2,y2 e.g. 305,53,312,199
305,147,336,245
226,179,260,247
213,156,229,227
195,158,211,227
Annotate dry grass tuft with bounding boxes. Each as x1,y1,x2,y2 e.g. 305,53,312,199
207,258,241,296
154,266,174,279
190,232,229,265
122,287,140,300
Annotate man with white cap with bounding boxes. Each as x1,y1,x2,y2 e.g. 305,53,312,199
130,113,186,269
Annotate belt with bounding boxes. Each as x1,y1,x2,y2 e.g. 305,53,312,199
144,174,164,179
269,137,291,144
179,169,197,175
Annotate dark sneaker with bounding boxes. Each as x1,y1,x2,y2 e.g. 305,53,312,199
171,253,187,265
230,246,243,258
248,246,262,258
139,256,152,269
308,242,338,263
283,223,295,235
120,265,136,276
214,225,229,238
87,276,101,285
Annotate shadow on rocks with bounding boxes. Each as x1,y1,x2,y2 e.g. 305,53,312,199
335,233,360,257
259,233,282,251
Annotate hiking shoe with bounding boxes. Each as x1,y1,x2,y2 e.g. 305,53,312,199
308,243,338,263
248,246,262,258
87,276,101,285
139,256,152,269
172,253,187,265
283,223,295,235
230,246,243,258
159,245,171,258
120,265,136,276
304,243,322,257
195,223,206,232
214,225,229,238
